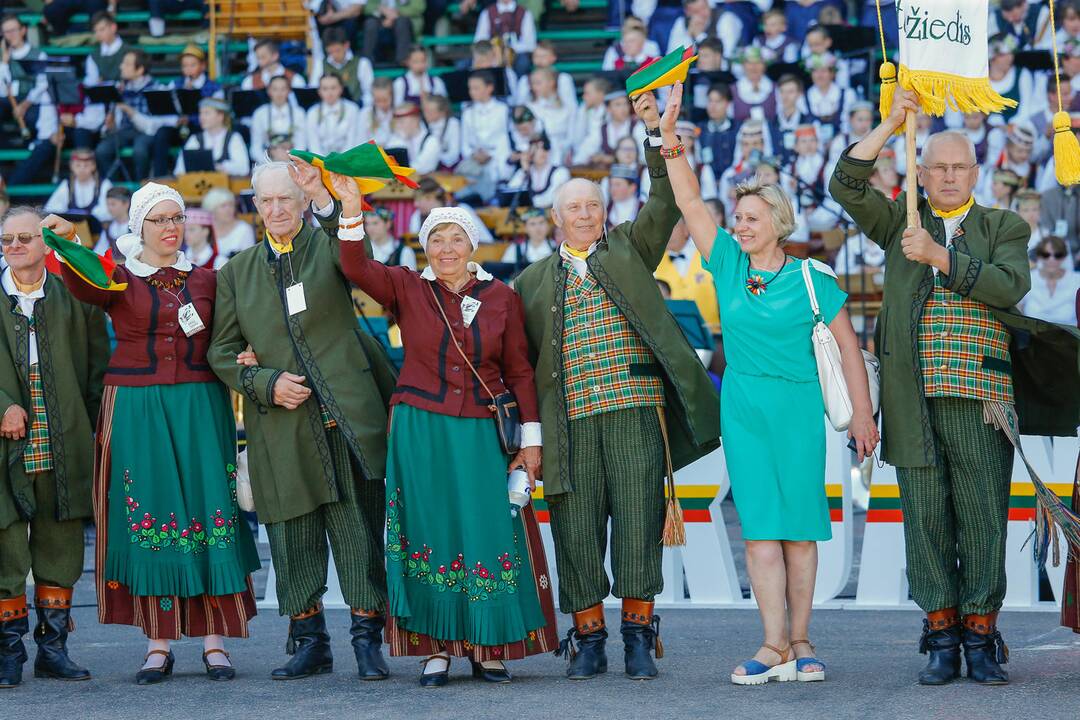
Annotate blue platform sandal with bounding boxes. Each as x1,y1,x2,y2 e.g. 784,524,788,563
792,639,825,682
730,643,796,686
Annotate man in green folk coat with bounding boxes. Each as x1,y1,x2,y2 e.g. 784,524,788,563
0,207,109,688
208,162,398,682
830,88,1079,687
515,91,721,681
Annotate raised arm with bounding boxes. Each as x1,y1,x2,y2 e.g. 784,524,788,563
41,215,118,309
325,170,405,313
625,90,682,269
829,88,919,248
658,81,718,260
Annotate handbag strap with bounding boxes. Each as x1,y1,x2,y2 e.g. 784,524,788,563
801,259,824,324
427,281,498,406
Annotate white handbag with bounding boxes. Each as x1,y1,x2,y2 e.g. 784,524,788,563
801,260,880,432
234,450,255,513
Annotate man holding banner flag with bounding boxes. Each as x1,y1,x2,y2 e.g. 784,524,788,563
830,0,1080,688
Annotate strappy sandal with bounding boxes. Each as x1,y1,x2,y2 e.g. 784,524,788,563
730,643,796,686
791,639,825,682
203,649,236,681
419,653,451,688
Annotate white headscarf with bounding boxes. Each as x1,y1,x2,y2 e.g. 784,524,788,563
114,182,187,261
418,207,482,252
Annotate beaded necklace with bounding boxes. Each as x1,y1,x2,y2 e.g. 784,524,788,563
745,254,790,296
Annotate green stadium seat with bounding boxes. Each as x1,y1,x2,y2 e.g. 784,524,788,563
42,41,248,57
7,182,139,198
18,10,205,27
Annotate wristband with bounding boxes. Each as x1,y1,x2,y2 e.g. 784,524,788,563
660,144,686,159
338,213,364,230
645,126,661,138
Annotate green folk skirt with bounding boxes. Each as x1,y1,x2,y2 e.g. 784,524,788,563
103,382,260,598
386,404,548,648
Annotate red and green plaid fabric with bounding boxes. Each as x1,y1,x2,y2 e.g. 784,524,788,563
561,263,664,420
23,364,53,474
918,277,1013,403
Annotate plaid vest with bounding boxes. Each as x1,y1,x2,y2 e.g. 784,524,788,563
23,362,53,474
561,262,664,420
918,273,1014,403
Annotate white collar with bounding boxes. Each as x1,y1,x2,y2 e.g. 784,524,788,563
420,262,494,282
328,50,354,67
495,1,517,10
10,44,32,60
670,237,695,257
2,267,46,300
101,37,123,55
186,73,207,89
125,250,193,277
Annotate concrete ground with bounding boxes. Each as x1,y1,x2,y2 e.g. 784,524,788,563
5,512,1079,720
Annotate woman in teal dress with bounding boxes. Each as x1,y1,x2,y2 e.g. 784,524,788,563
660,83,878,685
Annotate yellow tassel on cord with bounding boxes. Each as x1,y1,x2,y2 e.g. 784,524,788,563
1054,111,1080,185
879,61,900,135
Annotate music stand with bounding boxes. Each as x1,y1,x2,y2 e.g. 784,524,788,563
292,87,320,110
441,69,510,104
384,146,409,167
182,149,215,172
229,89,269,120
82,84,123,106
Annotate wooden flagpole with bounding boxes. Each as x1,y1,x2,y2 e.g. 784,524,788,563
905,109,918,227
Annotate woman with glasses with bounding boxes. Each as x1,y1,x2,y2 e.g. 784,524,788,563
1018,235,1080,326
47,182,259,684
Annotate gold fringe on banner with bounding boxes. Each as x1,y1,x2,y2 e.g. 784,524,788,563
897,65,1018,116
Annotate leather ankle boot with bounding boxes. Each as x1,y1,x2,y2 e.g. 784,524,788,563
271,605,333,680
555,604,607,680
621,599,661,680
962,612,1009,685
917,608,961,685
349,609,389,680
0,597,29,689
33,586,90,681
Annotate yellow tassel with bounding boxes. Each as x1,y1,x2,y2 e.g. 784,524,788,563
1053,110,1080,186
898,65,1018,117
662,496,686,547
879,61,901,136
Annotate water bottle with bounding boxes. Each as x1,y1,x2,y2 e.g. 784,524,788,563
508,467,531,518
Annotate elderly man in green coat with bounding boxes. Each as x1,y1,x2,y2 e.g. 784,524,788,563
208,162,398,682
831,88,1080,687
515,91,721,681
0,207,109,688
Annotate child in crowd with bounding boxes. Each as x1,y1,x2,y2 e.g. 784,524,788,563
575,92,645,167
182,208,223,270
249,75,307,163
803,53,854,144
458,69,511,204
567,77,610,165
385,103,441,175
602,15,660,72
801,25,850,88
526,67,573,162
786,125,833,233
730,47,776,122
472,0,537,75
501,207,555,267
314,27,374,107
44,148,112,229
392,45,448,107
98,185,131,258
827,101,875,170
421,94,462,169
1014,189,1046,255
505,134,569,209
868,150,901,200
754,9,800,64
605,164,641,229
365,207,417,270
360,76,396,147
700,84,740,183
769,74,811,162
515,41,577,109
174,97,250,176
306,72,363,156
469,40,518,104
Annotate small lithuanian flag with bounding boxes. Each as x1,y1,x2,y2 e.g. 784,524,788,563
42,227,127,291
291,141,419,206
626,46,697,99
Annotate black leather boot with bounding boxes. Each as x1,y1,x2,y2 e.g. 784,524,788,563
962,613,1009,685
0,598,29,689
917,609,961,686
555,604,608,680
622,599,661,680
271,606,333,680
349,611,389,680
33,586,90,681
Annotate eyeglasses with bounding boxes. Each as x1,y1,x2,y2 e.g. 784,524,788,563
0,232,41,246
922,163,978,178
1038,251,1067,259
144,214,187,227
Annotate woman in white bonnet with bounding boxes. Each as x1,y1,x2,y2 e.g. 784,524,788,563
45,182,259,685
321,170,557,687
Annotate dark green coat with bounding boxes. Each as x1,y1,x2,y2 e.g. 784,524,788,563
830,150,1080,468
0,274,109,529
208,222,398,525
515,146,721,496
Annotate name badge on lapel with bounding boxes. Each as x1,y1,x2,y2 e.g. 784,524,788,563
460,296,481,327
177,303,206,336
286,282,307,316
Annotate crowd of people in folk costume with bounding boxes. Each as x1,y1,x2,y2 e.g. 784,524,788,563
0,0,1078,693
